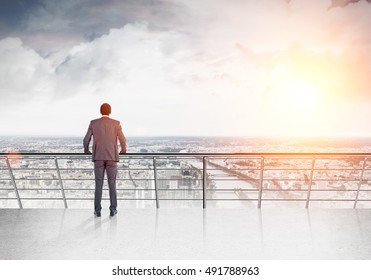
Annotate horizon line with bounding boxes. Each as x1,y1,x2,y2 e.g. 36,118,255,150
1,135,371,139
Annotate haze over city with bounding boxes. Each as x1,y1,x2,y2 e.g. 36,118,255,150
1,0,371,137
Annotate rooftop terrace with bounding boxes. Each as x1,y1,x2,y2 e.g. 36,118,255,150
0,153,371,259
1,208,370,259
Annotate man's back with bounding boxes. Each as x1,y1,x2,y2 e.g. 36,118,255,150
83,117,126,162
84,103,125,217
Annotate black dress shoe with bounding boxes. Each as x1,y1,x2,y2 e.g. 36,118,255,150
110,210,118,217
94,211,101,217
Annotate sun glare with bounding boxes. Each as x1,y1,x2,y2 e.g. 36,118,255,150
270,78,319,113
264,77,325,136
288,79,318,110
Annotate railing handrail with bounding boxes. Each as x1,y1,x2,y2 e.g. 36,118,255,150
1,152,371,209
1,152,371,156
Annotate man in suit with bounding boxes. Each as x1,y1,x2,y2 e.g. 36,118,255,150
83,103,126,217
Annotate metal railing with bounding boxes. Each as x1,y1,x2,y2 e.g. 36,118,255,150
1,152,371,209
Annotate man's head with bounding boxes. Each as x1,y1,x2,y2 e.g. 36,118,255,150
100,103,111,115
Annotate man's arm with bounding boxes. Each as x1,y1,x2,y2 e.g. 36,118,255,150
83,122,93,154
118,122,126,154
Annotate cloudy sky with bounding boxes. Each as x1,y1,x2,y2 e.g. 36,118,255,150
0,0,371,137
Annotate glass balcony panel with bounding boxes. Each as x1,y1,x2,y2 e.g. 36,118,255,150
120,158,154,168
358,182,371,190
207,160,260,182
16,158,55,169
315,157,364,169
207,189,259,200
118,169,154,179
208,157,261,170
207,199,259,208
358,190,371,201
119,180,154,190
155,157,203,170
206,170,240,180
207,172,260,184
268,180,309,191
0,159,7,168
208,167,259,187
309,201,354,208
237,170,260,180
261,200,306,208
94,191,156,200
117,200,156,208
364,159,371,169
207,190,238,200
65,187,156,196
156,178,202,190
158,189,202,200
18,189,63,199
264,170,311,181
0,190,16,198
262,190,307,200
313,170,361,180
311,181,358,191
0,200,19,208
60,170,94,180
66,200,92,208
117,180,153,189
21,199,65,208
355,201,371,208
362,170,371,180
121,189,155,200
1,154,370,209
65,189,93,199
264,158,312,169
11,170,58,180
0,169,9,179
157,170,202,183
156,200,202,208
263,180,308,191
0,180,12,189
62,179,94,189
66,198,158,208
310,190,357,201
11,179,58,189
56,158,84,168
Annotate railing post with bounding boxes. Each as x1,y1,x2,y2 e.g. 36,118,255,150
305,157,316,208
258,157,264,208
153,157,159,209
54,157,68,208
5,157,23,209
202,157,207,209
354,157,367,209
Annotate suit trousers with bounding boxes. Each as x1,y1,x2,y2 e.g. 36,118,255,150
94,160,117,212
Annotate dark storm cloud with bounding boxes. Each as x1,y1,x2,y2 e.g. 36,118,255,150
0,0,187,52
0,0,42,36
286,0,371,8
328,0,371,9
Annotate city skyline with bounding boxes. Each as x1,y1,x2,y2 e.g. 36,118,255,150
1,0,371,137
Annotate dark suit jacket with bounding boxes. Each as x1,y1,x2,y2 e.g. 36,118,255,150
83,117,126,162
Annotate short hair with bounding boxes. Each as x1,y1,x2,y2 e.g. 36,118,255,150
100,103,111,115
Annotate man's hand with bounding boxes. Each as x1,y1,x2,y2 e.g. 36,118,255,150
84,150,92,154
119,150,126,154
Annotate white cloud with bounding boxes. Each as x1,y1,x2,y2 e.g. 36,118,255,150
0,24,205,136
1,0,371,137
0,37,53,104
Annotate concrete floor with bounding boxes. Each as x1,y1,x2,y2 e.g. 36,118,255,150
0,208,370,260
